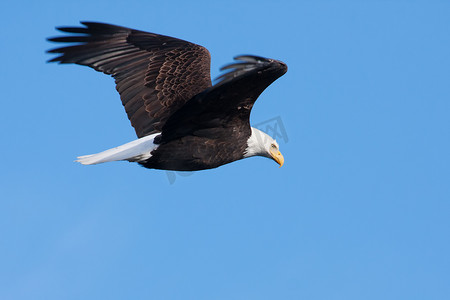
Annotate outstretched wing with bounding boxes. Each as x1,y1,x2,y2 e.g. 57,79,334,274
160,55,287,142
47,22,212,137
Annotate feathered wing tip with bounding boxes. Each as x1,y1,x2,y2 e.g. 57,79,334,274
214,55,285,84
228,55,271,65
46,21,132,63
48,21,130,38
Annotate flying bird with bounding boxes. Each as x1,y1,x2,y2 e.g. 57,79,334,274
47,22,287,171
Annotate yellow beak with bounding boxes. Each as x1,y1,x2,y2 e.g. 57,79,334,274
270,148,284,167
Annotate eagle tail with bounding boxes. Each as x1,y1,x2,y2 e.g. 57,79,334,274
75,133,160,165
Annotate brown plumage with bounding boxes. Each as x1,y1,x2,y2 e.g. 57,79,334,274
47,22,287,171
48,22,212,137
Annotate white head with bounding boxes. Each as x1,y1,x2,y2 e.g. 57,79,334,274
244,127,284,167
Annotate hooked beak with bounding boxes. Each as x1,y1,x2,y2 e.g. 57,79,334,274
270,148,284,167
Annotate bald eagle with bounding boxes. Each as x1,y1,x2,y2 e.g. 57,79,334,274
47,22,287,171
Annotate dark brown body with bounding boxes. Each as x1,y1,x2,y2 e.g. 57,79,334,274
142,133,249,171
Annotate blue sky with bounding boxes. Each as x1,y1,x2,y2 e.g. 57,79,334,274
1,1,449,299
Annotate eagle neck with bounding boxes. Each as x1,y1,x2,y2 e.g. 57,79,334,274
243,127,272,158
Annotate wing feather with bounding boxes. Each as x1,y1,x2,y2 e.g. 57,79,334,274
160,55,287,142
47,22,212,137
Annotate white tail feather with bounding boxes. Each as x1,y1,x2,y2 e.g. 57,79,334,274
75,133,160,165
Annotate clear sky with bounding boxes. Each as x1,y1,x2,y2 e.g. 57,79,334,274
1,1,449,299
